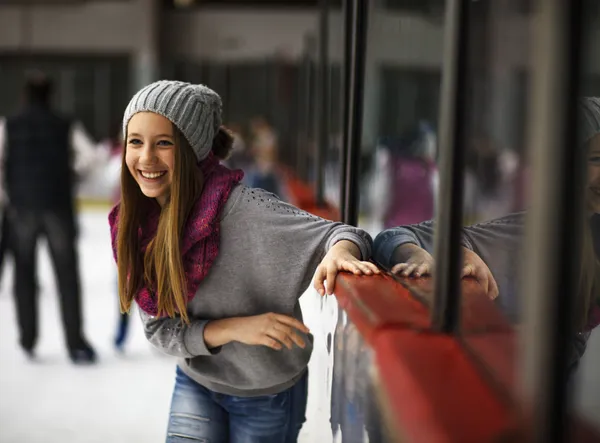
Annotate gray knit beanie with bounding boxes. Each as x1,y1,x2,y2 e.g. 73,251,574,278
122,80,222,162
580,97,600,143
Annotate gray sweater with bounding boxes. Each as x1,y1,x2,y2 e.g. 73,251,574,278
140,185,372,397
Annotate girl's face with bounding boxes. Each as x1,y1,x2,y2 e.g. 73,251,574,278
587,134,600,214
125,112,175,207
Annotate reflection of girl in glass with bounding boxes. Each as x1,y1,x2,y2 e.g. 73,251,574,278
373,97,600,371
370,121,438,229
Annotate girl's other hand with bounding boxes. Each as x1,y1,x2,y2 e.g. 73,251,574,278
313,240,380,296
230,313,310,350
390,243,435,277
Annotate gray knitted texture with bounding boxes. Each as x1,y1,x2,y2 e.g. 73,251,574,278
123,80,222,161
581,97,600,143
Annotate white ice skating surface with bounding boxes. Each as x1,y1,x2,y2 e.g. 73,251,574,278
0,210,598,443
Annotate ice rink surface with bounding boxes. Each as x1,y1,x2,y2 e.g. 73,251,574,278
0,210,597,443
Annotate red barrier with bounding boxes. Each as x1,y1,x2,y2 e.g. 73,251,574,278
279,167,341,221
334,273,430,344
374,330,520,443
333,272,600,443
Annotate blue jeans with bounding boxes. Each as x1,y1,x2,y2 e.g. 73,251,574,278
166,366,308,443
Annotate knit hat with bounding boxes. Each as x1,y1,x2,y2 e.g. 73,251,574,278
122,80,222,162
580,97,600,143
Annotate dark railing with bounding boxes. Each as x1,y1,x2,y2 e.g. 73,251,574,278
341,0,368,226
431,0,470,333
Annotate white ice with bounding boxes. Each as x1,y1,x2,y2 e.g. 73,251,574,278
0,210,598,443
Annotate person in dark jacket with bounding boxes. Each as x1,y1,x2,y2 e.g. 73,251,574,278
0,73,97,364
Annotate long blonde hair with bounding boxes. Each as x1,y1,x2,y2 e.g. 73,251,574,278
117,125,202,322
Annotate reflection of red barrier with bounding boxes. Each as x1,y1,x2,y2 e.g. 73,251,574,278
279,167,340,221
334,273,600,443
375,330,520,443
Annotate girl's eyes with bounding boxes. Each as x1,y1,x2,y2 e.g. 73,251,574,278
126,139,173,147
589,155,600,163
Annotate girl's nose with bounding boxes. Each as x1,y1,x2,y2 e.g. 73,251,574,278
139,144,157,164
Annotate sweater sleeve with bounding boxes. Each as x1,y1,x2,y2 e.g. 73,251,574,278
462,212,526,255
373,223,434,269
229,187,372,296
372,219,470,270
240,187,371,258
461,212,527,323
372,212,528,271
139,310,221,358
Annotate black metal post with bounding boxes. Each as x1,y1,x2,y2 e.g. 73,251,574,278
431,0,470,333
342,0,368,227
521,1,584,442
339,0,353,219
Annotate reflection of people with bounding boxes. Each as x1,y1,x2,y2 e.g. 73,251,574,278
109,80,379,441
373,97,600,374
0,73,97,364
370,121,438,229
247,116,285,197
330,319,387,443
465,136,521,222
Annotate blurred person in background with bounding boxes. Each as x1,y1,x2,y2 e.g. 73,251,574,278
0,72,98,364
464,135,520,222
370,121,438,230
246,116,286,198
372,97,600,377
110,80,378,442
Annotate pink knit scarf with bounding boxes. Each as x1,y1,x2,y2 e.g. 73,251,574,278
108,153,243,316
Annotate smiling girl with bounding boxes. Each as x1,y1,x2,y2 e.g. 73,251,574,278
109,80,378,442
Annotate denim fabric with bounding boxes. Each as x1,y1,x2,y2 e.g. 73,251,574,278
166,366,308,443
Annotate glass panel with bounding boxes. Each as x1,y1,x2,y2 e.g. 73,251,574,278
359,3,444,237
457,0,533,396
363,0,444,334
359,0,447,434
457,1,600,434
